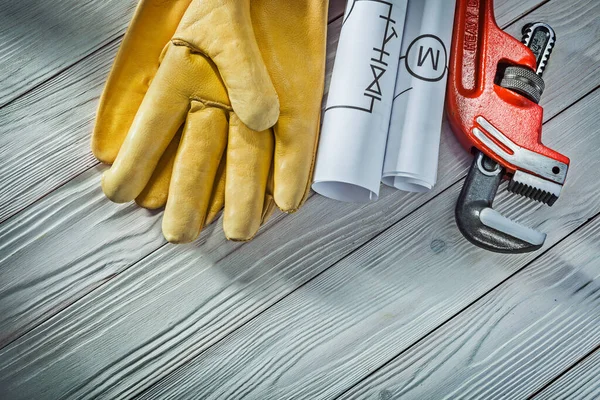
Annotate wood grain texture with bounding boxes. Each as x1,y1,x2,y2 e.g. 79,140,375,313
0,0,553,346
0,0,346,109
129,89,600,400
0,0,595,399
338,218,600,400
0,166,165,346
1,87,597,400
0,0,545,225
533,349,600,400
0,0,137,107
0,0,345,224
0,41,118,222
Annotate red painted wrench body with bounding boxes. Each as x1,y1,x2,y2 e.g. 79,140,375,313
446,0,569,174
446,0,570,253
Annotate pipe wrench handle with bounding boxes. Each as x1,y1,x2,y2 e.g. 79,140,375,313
446,0,570,175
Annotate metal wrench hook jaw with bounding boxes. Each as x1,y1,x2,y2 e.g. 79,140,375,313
455,152,546,254
446,5,564,253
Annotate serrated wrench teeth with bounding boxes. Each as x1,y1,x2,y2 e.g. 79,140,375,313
447,0,570,253
507,170,562,206
521,22,556,77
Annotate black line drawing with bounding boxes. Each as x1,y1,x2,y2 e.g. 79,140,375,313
404,34,448,82
393,87,413,102
343,0,397,25
418,46,439,70
328,0,398,114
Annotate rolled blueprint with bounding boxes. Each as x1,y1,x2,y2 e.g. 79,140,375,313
312,0,408,202
382,0,457,192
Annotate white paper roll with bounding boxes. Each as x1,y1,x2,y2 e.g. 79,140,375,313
382,0,456,192
312,0,408,202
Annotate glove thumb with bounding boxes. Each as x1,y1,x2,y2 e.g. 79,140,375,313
173,0,279,131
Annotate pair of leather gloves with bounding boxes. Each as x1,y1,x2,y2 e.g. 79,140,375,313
91,0,328,242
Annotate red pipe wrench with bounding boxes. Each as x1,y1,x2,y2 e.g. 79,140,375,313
446,0,570,253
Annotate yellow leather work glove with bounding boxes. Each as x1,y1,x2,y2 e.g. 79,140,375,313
92,0,328,243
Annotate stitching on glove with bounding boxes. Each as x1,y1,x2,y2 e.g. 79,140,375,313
171,38,210,59
190,97,233,113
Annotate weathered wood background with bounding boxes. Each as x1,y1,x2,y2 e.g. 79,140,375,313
0,0,599,398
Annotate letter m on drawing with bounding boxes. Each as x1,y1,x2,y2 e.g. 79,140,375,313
417,46,440,70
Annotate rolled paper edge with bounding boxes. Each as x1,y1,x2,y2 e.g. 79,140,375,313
381,171,434,193
312,179,379,203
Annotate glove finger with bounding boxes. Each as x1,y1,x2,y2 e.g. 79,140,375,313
92,0,192,164
205,156,226,226
162,103,228,244
174,0,279,131
101,44,192,203
261,171,276,225
272,115,320,213
135,129,182,209
248,0,328,213
223,114,274,241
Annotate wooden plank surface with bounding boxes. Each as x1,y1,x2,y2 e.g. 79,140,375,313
0,0,546,224
0,165,165,346
0,0,598,399
0,43,117,222
0,0,346,110
0,0,560,348
0,83,597,399
131,89,600,400
533,349,600,400
0,0,136,107
339,215,600,400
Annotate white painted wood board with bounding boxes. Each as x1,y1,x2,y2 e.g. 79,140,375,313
0,0,591,348
1,85,598,400
339,215,600,399
0,0,137,107
0,0,598,398
533,349,600,400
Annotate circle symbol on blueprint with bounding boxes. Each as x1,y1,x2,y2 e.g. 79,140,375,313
405,34,448,82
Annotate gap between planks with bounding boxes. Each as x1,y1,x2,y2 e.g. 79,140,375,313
125,87,600,400
335,207,600,399
1,85,598,400
531,345,600,400
0,1,596,398
0,0,566,347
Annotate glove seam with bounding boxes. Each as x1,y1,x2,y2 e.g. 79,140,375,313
190,97,233,113
171,38,210,58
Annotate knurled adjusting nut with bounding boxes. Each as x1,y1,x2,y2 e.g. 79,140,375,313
500,66,545,104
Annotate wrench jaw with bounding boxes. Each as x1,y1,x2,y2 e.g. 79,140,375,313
507,170,563,206
448,11,568,253
455,152,546,253
521,22,556,76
